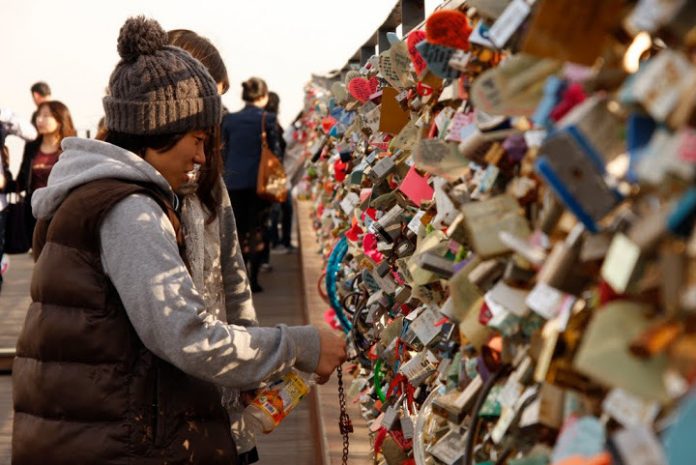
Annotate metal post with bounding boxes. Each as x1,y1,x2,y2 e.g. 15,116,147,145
401,0,425,34
378,28,393,54
360,45,375,65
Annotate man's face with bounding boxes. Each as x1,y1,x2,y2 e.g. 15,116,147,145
32,92,48,106
144,130,207,191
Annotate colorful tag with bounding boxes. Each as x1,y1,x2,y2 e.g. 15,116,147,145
399,166,434,207
415,41,460,80
406,30,428,76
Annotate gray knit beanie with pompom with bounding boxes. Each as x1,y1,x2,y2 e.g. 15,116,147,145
103,16,221,135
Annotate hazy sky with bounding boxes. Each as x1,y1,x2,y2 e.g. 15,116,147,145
3,0,439,171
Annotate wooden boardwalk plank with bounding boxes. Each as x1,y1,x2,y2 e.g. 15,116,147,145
296,200,374,465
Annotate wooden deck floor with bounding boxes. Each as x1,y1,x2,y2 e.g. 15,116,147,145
0,200,373,465
296,201,373,465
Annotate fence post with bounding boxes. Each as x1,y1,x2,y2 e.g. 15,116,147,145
401,0,425,34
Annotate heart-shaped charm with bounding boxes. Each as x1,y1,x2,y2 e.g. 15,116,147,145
389,41,414,87
379,51,402,89
426,9,472,51
406,30,428,76
321,116,337,133
344,70,361,86
368,76,379,94
348,77,373,103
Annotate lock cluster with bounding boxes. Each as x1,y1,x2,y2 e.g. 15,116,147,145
285,1,696,464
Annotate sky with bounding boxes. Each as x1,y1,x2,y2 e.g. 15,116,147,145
2,0,439,172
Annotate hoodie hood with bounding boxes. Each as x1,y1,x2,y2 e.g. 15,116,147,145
32,137,175,219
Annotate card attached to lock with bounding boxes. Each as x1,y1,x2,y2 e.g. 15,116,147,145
460,194,531,258
535,128,621,233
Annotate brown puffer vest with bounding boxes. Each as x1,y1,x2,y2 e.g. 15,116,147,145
12,179,237,465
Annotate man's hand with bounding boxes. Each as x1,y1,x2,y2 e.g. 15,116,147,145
314,327,347,384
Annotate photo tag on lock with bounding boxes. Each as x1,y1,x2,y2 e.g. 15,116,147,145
612,426,667,465
602,388,660,429
485,281,530,317
460,195,531,259
408,307,441,346
632,50,696,123
526,282,576,321
413,138,470,182
535,128,621,233
573,301,670,403
471,54,561,117
399,350,436,385
487,0,531,48
600,233,642,294
339,192,360,216
429,429,467,465
444,111,474,143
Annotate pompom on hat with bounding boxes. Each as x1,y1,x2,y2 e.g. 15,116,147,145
103,16,221,135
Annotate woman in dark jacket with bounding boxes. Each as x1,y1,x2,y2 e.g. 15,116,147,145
221,77,281,293
16,100,76,195
15,100,76,241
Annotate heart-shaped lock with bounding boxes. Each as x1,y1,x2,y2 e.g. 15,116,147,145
348,77,373,103
406,30,428,76
321,116,337,133
344,70,361,86
379,51,402,89
425,9,472,51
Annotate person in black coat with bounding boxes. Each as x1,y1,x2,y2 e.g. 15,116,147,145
221,77,281,293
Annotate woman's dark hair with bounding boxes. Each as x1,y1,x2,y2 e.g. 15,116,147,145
241,77,268,103
167,29,230,95
103,127,222,223
265,91,280,114
37,100,77,141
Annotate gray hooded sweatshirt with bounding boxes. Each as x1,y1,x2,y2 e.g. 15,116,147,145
32,138,320,390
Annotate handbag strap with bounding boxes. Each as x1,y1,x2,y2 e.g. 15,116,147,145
261,111,269,149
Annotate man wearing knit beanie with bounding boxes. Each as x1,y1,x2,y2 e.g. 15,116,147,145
12,16,346,465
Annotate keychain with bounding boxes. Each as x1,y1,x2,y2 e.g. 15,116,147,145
337,364,353,465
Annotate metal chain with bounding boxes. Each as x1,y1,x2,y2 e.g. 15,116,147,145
337,364,353,465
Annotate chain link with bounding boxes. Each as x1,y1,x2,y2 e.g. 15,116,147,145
337,364,353,465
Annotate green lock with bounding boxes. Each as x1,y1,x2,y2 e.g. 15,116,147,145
508,454,550,465
479,384,502,417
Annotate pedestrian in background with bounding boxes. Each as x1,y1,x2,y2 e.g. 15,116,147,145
222,77,281,293
265,92,294,254
29,81,51,128
15,100,75,242
0,107,37,293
